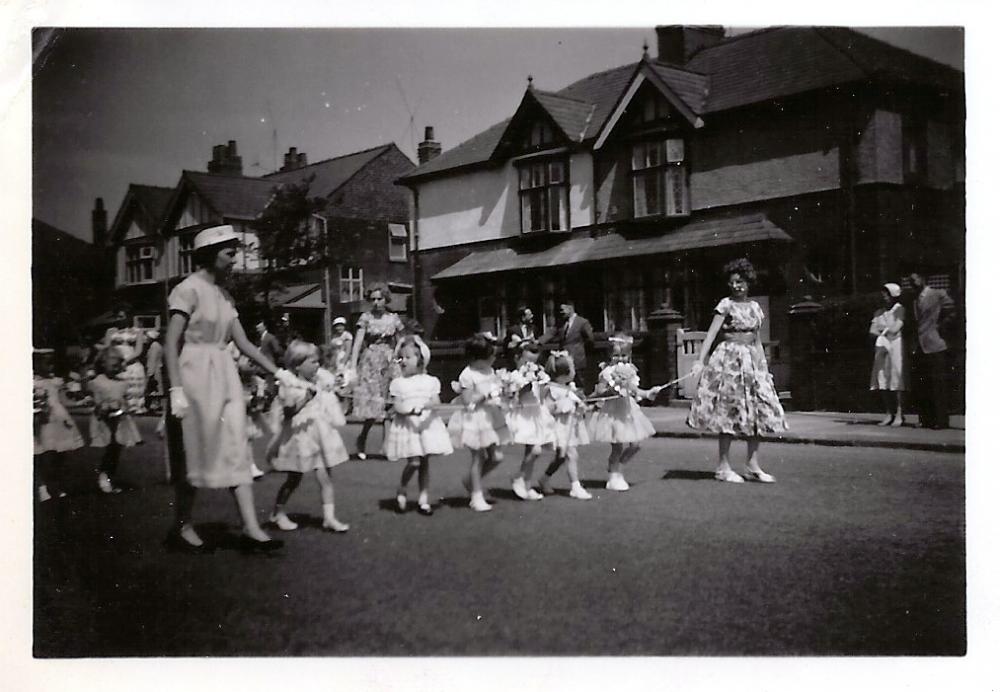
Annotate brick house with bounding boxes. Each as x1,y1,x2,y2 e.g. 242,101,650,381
107,140,415,341
397,26,964,397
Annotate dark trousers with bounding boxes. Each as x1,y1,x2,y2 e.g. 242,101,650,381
36,450,66,491
100,442,122,478
912,350,950,428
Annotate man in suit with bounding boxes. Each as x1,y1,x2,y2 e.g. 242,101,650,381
504,306,538,368
540,299,594,390
256,320,284,366
908,271,955,429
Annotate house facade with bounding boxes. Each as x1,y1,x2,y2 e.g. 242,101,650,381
106,140,415,340
398,26,965,394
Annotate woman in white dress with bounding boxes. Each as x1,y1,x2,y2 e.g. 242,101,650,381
869,282,908,426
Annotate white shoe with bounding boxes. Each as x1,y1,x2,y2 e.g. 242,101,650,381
251,464,265,479
606,473,630,491
97,472,122,494
469,493,492,512
525,488,544,501
269,512,299,531
715,468,745,483
569,483,592,500
38,485,52,503
396,494,408,512
744,467,776,484
511,477,529,500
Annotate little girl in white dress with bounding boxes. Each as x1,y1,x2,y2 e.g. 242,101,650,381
505,341,554,502
447,333,509,512
589,335,662,491
536,351,592,500
385,336,453,516
267,340,350,533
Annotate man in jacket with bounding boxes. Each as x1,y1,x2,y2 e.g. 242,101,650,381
540,299,594,390
908,271,955,429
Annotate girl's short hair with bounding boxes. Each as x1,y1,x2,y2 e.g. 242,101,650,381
723,257,757,283
94,347,124,374
396,335,429,369
283,339,319,370
464,333,496,361
545,351,575,379
365,283,389,301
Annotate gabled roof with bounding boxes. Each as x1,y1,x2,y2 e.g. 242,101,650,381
182,171,278,219
530,90,596,142
263,143,396,199
399,27,961,183
108,183,174,242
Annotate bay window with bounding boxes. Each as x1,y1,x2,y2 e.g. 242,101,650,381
518,159,568,233
631,138,690,218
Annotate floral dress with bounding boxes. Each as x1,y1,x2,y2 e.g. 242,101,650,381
686,297,788,436
353,311,403,421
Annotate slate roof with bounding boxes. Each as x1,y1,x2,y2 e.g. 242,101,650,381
433,213,792,280
530,90,596,142
263,143,394,198
129,185,174,227
183,171,279,219
400,27,961,183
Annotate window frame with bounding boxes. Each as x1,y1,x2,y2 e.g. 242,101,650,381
339,265,364,303
124,242,157,285
177,233,196,276
388,223,408,263
517,156,569,234
630,137,690,219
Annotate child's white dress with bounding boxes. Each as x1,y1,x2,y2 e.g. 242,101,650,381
447,366,510,449
88,374,143,447
544,382,590,450
268,371,349,472
588,363,655,444
384,373,454,460
33,376,85,455
505,382,555,446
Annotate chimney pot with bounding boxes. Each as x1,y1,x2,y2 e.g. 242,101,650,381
92,197,108,247
656,25,725,64
424,126,435,140
417,125,442,165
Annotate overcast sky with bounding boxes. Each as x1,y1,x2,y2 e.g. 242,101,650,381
32,27,963,241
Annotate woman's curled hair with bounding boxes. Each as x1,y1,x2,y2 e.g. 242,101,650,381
723,258,757,283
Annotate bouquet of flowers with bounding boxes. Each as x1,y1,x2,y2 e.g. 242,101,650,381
598,361,640,398
247,374,274,414
498,362,551,401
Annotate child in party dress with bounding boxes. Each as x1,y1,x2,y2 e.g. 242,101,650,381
535,351,592,500
33,348,85,501
267,340,350,533
447,333,509,512
588,335,663,492
88,348,143,494
504,341,554,502
385,336,453,516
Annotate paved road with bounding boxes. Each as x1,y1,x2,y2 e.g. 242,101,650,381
34,418,965,656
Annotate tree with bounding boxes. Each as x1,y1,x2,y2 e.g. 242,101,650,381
247,176,327,318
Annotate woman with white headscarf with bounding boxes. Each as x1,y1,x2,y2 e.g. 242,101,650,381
869,282,908,426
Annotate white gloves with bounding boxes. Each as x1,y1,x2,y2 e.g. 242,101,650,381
170,386,189,419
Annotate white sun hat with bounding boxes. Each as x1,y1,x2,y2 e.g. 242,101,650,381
193,224,240,251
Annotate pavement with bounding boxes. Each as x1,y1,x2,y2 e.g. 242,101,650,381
643,405,965,452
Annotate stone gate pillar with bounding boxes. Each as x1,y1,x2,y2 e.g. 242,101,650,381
645,304,685,404
788,298,823,412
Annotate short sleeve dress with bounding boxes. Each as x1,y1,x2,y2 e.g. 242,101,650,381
353,311,403,421
447,366,510,449
267,374,349,472
88,374,143,447
168,273,250,488
505,380,556,447
869,303,908,391
33,376,85,455
686,297,789,436
383,374,454,460
543,382,590,451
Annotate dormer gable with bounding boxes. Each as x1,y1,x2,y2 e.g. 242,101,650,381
490,88,591,162
593,59,706,150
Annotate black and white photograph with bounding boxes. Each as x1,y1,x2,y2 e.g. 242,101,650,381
7,0,994,688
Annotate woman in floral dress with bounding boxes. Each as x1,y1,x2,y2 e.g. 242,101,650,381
349,284,403,459
687,258,788,484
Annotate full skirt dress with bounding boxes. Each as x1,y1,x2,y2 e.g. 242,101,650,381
588,396,655,444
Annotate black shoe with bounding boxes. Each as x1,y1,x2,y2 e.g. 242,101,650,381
163,530,214,555
238,534,284,554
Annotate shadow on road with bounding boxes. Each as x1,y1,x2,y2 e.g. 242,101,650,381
661,469,717,481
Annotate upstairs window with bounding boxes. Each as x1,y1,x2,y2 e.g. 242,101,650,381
125,244,156,284
523,121,554,150
518,159,568,233
339,265,364,302
178,234,195,275
632,138,690,218
388,223,408,262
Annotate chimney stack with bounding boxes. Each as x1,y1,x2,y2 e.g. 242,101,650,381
655,25,725,65
280,147,309,172
417,126,442,165
92,197,107,247
207,140,244,175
